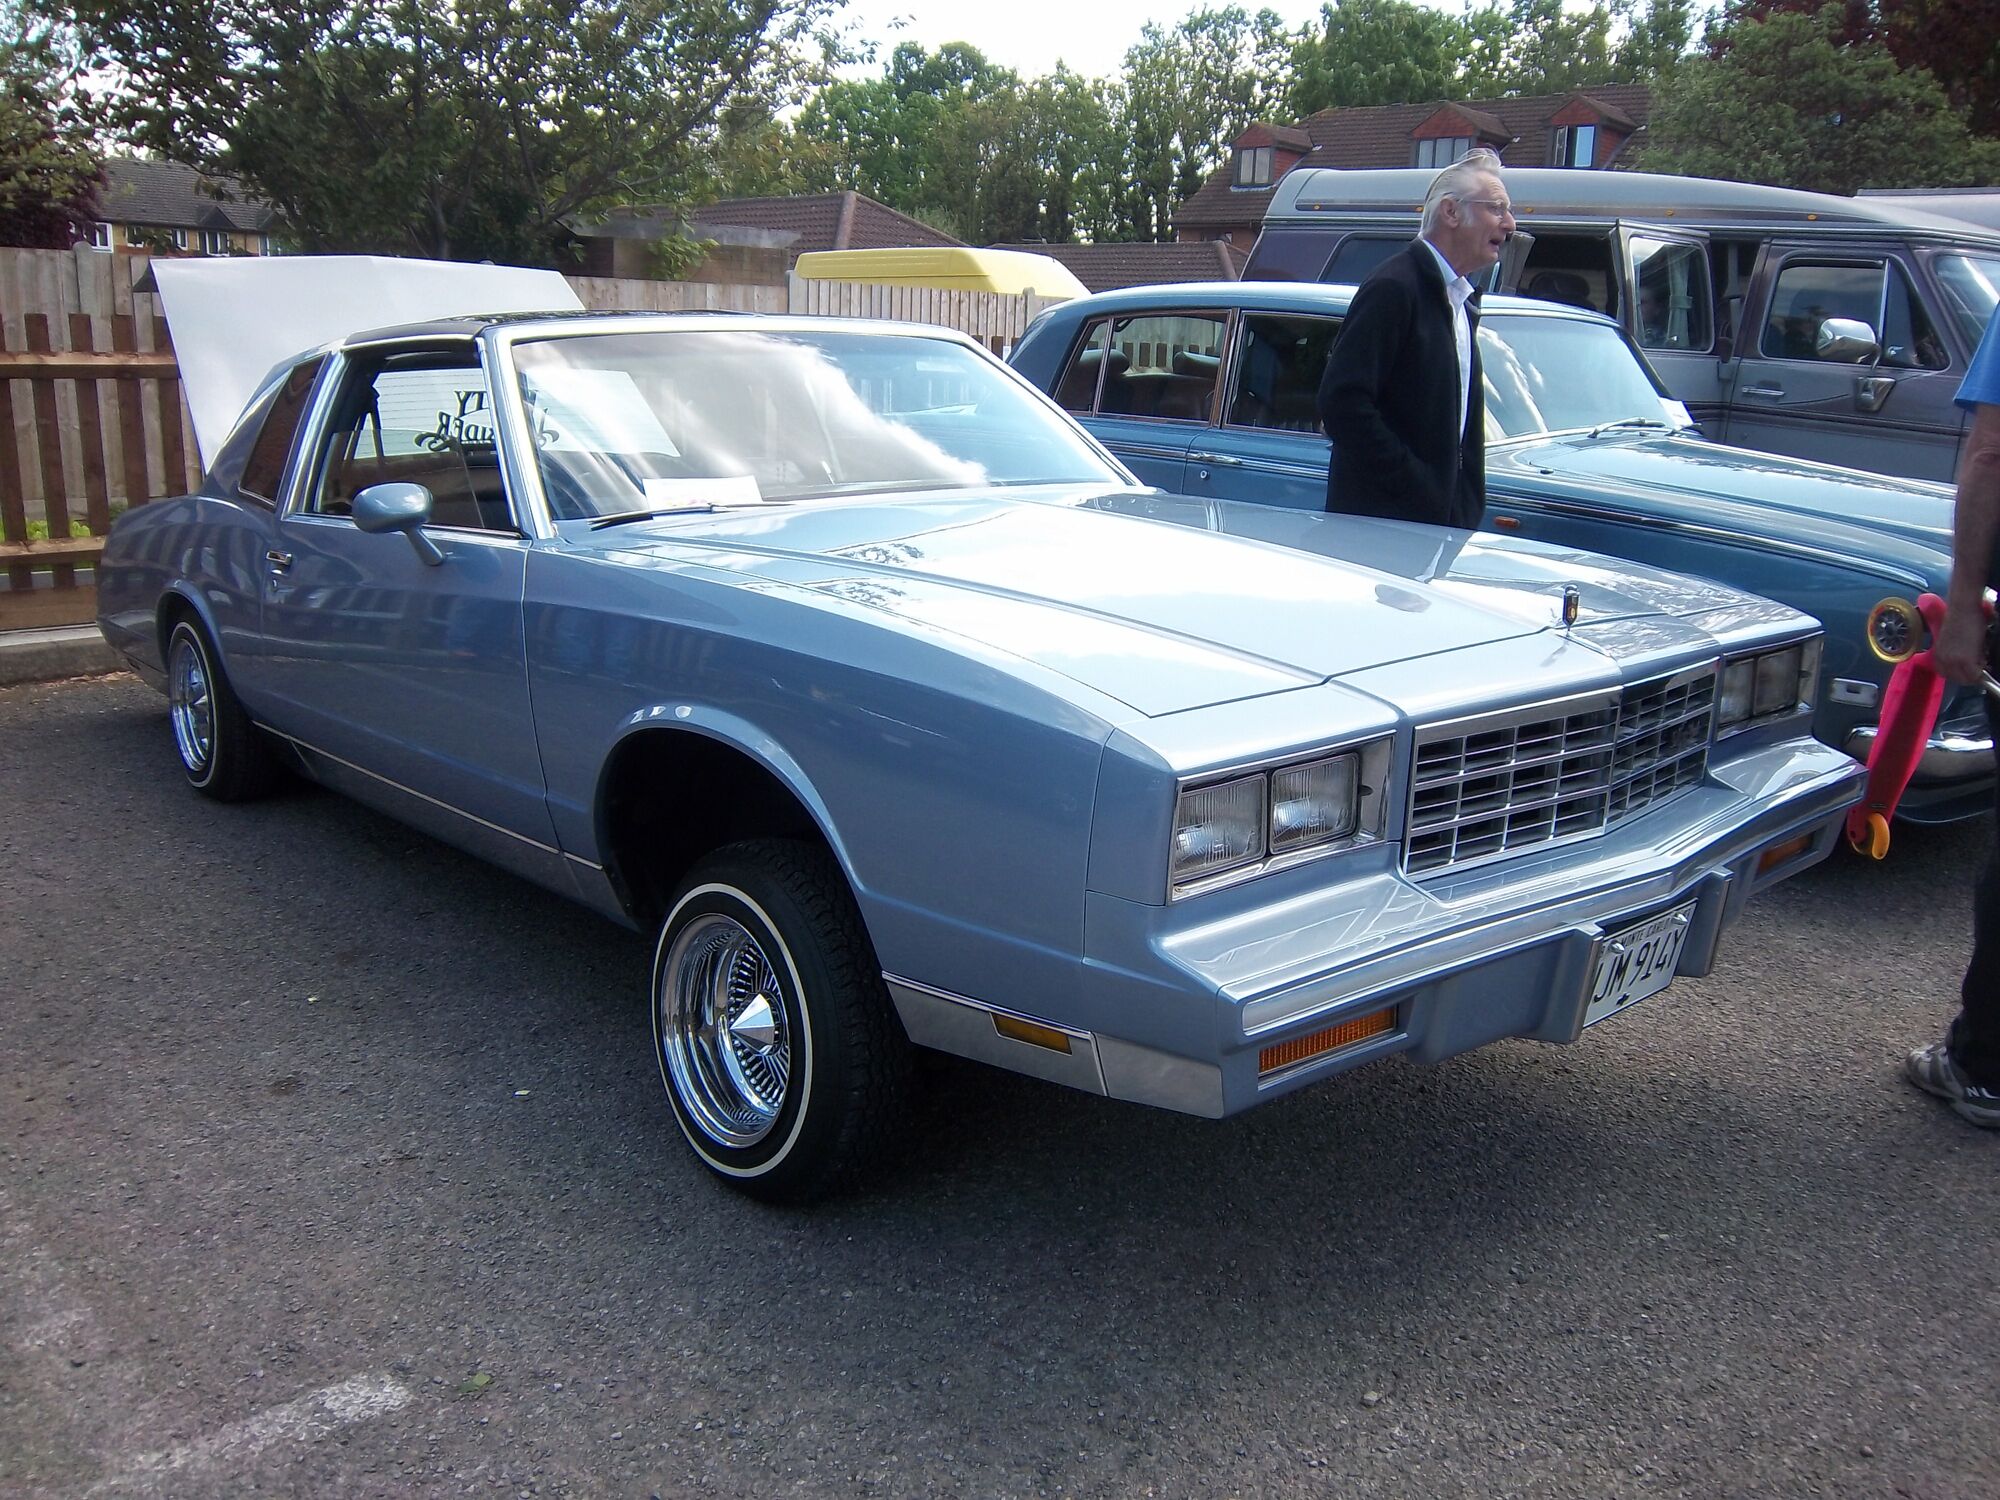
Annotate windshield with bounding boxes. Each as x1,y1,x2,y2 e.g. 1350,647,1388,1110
1934,255,2000,352
510,328,1124,520
1480,313,1690,441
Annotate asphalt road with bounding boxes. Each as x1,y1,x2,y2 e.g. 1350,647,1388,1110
3,673,1996,1500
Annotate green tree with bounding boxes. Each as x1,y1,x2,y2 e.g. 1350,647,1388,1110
1286,0,1471,115
1498,0,1620,93
1613,0,1701,81
1124,7,1291,242
1717,0,2000,137
1640,6,2000,193
1,1,102,248
70,0,837,266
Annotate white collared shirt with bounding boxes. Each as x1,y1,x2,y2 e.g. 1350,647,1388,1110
1421,238,1476,437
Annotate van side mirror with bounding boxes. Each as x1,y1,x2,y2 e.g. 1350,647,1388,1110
1815,318,1880,364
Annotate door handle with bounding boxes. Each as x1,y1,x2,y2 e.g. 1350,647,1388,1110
265,550,293,572
1857,375,1896,413
1741,384,1785,400
1188,450,1243,466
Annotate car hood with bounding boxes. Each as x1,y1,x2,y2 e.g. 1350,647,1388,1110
582,488,1763,718
1493,430,1954,553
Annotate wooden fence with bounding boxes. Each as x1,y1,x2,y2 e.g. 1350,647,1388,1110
0,248,1064,629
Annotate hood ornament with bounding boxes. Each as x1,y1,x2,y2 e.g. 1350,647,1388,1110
1561,584,1582,628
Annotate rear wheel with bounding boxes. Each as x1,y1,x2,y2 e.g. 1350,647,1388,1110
166,617,281,801
652,839,912,1203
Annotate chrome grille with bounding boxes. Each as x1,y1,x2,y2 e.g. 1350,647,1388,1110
1407,666,1716,875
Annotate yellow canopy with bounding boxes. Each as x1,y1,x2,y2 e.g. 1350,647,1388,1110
794,247,1086,298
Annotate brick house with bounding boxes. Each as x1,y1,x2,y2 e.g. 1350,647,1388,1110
1175,86,1652,251
84,158,278,257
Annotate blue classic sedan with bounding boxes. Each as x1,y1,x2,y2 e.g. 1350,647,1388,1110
99,276,1861,1200
1009,281,1988,827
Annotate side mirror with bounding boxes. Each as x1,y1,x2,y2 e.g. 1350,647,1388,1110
1815,317,1880,364
352,481,445,566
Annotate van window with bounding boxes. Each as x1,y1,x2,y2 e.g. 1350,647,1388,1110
1762,260,1947,369
1055,312,1228,423
1516,232,1616,315
1880,263,1949,370
1934,254,2000,352
1228,315,1339,432
1631,237,1714,353
1320,236,1404,287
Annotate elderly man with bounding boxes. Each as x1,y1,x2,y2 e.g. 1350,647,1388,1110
1317,148,1516,529
1907,302,2000,1129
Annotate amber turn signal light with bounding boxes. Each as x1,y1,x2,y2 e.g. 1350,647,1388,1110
1259,1007,1395,1075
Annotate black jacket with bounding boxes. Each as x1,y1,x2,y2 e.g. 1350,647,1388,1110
1316,240,1485,529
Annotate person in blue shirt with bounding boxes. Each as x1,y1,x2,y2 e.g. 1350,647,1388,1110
1907,303,2000,1128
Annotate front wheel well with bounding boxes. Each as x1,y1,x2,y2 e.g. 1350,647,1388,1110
599,729,829,931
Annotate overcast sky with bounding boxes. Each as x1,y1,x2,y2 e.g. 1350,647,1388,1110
833,0,1340,83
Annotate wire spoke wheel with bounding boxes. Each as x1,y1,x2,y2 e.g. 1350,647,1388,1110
661,913,793,1148
168,630,216,777
649,840,914,1202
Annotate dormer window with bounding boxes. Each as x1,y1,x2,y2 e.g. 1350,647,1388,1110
1554,123,1598,168
1234,146,1274,188
1414,137,1472,170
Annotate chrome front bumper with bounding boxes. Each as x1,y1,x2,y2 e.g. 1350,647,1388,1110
890,738,1865,1121
1843,723,1994,784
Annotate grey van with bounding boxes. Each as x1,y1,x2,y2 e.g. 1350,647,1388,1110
1248,167,2000,483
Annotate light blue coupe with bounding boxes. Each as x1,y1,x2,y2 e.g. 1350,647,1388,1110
1009,282,1987,828
99,307,1861,1200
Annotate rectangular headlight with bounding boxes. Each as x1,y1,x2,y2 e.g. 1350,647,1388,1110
1172,774,1266,885
1270,754,1358,853
1718,658,1755,729
1753,646,1802,716
1719,638,1819,734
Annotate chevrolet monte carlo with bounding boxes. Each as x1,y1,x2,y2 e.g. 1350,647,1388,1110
98,294,1864,1201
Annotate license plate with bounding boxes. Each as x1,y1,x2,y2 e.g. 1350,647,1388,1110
1583,901,1696,1028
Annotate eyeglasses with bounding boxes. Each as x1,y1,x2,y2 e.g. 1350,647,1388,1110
1459,197,1515,218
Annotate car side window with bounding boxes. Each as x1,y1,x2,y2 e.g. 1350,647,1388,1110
1095,313,1228,423
1052,318,1118,413
1228,314,1339,432
1761,262,1888,362
238,358,324,508
306,352,516,532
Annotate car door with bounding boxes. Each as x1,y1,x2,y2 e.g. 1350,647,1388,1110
253,339,557,846
1724,245,1963,481
1045,308,1229,491
1183,309,1336,511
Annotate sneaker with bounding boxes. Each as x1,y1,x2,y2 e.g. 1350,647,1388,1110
1904,1042,2000,1128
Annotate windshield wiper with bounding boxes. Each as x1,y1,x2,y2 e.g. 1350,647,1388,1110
1584,417,1677,439
588,505,714,530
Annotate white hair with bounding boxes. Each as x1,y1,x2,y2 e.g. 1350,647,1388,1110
1421,148,1504,234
